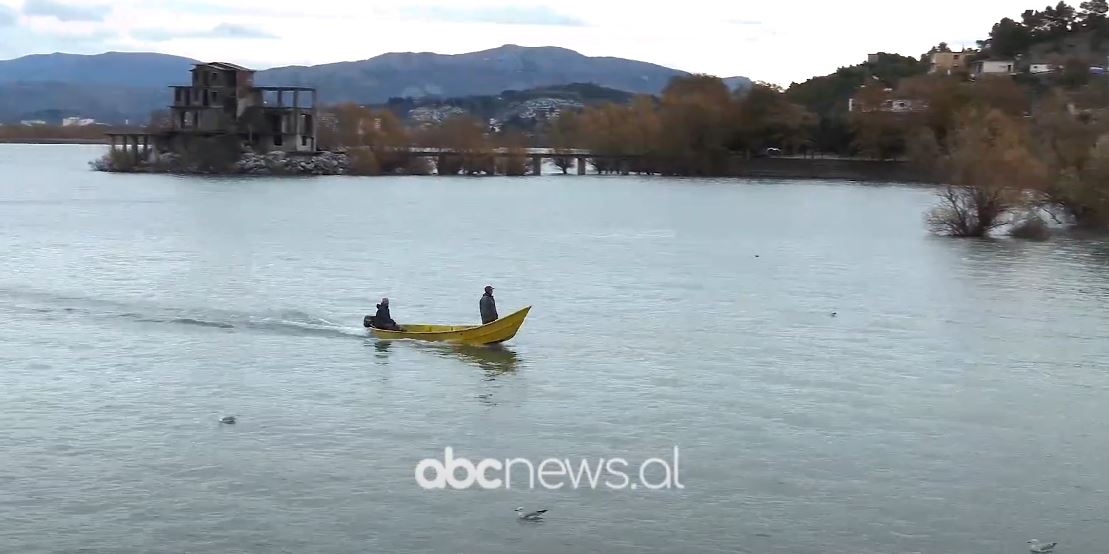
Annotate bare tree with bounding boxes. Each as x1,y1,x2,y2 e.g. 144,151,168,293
926,109,1047,237
552,153,574,174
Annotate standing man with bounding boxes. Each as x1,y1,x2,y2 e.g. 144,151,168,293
480,286,499,324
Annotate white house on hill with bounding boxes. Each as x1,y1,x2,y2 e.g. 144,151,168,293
972,60,1016,76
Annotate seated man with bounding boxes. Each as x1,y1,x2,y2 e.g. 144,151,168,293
368,297,402,331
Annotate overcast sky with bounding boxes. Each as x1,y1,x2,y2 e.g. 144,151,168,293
0,0,1023,85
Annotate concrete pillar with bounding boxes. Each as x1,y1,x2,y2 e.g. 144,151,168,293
131,135,140,163
531,155,543,176
577,157,587,175
277,90,284,107
143,135,149,158
293,90,300,109
311,107,319,151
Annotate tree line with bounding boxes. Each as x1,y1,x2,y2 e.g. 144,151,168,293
321,75,817,177
982,1,1109,58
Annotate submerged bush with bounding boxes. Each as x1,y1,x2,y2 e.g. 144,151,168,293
925,109,1047,237
403,156,433,176
1009,213,1051,240
90,149,141,172
347,148,382,176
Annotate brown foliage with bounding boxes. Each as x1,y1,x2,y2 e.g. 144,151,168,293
420,115,494,175
0,124,122,142
551,76,812,176
926,109,1047,237
1026,93,1109,227
404,156,434,176
1052,136,1109,226
496,130,531,176
656,76,735,174
852,110,910,160
319,104,414,174
93,149,141,172
347,147,381,176
435,154,463,176
878,74,1029,162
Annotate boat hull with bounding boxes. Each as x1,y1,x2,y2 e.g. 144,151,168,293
369,306,531,346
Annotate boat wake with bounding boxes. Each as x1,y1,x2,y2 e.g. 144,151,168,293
0,287,366,340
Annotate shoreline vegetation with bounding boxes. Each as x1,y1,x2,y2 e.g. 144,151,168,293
41,2,1109,236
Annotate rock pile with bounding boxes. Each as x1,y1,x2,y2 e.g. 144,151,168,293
234,150,348,175
91,149,350,176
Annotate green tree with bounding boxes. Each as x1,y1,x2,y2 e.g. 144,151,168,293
985,17,1034,58
655,75,737,175
1080,0,1108,27
1046,1,1079,35
734,83,816,155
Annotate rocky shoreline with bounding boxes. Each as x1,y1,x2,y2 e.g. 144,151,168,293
91,150,350,176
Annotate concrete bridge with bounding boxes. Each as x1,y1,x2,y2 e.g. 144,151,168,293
400,147,598,175
104,136,632,175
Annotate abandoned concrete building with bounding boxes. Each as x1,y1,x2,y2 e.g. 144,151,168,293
108,62,318,159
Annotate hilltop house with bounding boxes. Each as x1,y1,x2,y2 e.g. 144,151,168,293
971,60,1016,76
929,50,975,75
1030,62,1062,74
109,62,319,159
848,86,925,113
62,117,96,127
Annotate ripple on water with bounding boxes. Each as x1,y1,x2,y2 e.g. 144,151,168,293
2,146,1109,554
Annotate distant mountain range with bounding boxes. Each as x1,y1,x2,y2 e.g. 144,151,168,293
0,46,751,124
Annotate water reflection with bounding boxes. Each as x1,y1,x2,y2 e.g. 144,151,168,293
372,339,391,365
433,344,522,375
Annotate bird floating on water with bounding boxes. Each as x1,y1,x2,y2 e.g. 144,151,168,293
1028,539,1058,553
831,312,838,317
515,507,548,522
219,416,237,425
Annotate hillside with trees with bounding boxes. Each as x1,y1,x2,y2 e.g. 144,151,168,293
980,1,1109,59
380,83,636,131
783,53,928,154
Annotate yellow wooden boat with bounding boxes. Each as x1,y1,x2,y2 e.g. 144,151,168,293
368,306,531,346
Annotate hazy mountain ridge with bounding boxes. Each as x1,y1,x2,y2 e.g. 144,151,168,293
255,44,693,102
0,46,750,123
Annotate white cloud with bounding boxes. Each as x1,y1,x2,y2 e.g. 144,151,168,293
398,4,586,26
0,4,17,25
23,0,109,22
132,23,277,41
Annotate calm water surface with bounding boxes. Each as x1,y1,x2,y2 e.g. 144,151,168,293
2,144,1109,554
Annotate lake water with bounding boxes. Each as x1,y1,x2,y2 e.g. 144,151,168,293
2,144,1109,554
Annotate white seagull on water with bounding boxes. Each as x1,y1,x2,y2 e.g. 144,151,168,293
1027,539,1058,553
515,507,548,522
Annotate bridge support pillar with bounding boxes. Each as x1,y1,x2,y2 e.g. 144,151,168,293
577,157,587,175
531,155,543,175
